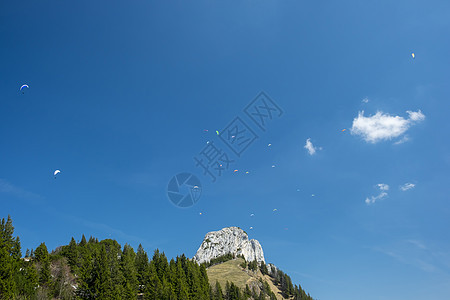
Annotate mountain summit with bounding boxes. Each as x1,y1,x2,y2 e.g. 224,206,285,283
193,227,265,264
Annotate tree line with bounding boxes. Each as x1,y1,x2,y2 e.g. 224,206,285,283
1,215,314,299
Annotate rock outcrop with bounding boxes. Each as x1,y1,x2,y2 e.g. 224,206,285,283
193,227,265,264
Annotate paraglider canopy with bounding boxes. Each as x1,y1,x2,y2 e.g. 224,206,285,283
54,170,61,177
20,84,29,94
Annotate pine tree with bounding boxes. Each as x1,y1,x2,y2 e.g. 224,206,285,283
21,260,38,297
94,244,113,299
66,237,78,271
260,262,268,275
35,242,51,286
174,258,189,300
214,281,224,300
244,284,251,299
135,244,149,293
121,244,138,299
79,234,87,247
144,262,161,299
0,215,18,298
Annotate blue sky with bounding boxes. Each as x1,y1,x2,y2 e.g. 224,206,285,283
1,0,450,299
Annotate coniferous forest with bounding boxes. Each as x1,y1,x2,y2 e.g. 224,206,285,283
1,215,313,300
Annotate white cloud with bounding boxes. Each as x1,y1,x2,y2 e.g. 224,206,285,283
400,183,416,191
365,192,388,205
304,138,321,155
377,183,390,191
351,110,425,143
407,110,425,122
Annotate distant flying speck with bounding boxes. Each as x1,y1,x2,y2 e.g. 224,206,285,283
273,208,277,212
203,129,208,132
216,130,219,135
54,170,61,178
311,194,315,197
272,165,276,168
199,212,202,215
250,213,254,217
268,143,272,147
234,169,238,172
296,189,300,192
245,171,249,174
250,227,253,230
341,129,346,132
411,53,415,59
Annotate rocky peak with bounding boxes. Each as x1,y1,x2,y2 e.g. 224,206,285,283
193,227,265,264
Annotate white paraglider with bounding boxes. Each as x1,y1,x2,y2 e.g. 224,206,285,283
54,170,61,178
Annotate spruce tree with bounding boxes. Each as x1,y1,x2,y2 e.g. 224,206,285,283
214,281,224,300
135,244,149,293
79,234,87,247
174,258,189,300
0,215,18,298
34,242,51,286
66,237,78,271
121,244,138,299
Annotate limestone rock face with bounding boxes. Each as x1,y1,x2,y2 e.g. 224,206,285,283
193,227,265,264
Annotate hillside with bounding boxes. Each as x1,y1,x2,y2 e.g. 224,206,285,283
0,215,313,300
207,257,286,300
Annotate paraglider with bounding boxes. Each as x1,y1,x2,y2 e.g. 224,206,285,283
216,130,219,135
411,53,415,59
20,84,29,94
341,129,346,132
54,170,61,179
250,213,254,217
273,208,277,212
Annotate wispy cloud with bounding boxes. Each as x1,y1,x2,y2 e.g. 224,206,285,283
48,210,166,250
400,183,416,191
304,138,321,155
377,183,389,191
365,183,389,205
0,179,43,203
394,135,410,145
370,240,450,274
406,239,427,250
365,192,388,205
351,110,425,143
362,97,369,103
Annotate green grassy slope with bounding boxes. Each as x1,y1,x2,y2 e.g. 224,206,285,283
206,258,287,300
